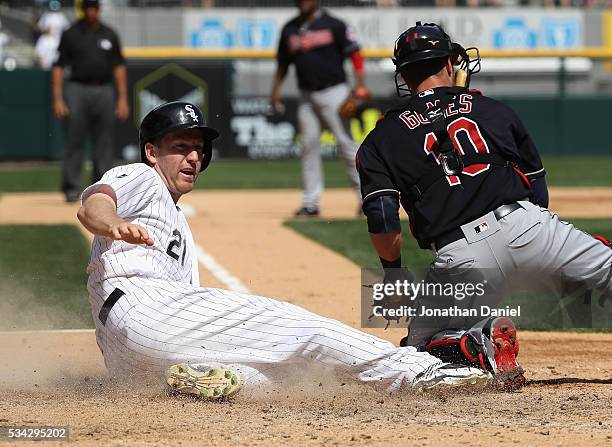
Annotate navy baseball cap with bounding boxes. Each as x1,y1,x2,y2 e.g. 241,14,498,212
82,0,100,7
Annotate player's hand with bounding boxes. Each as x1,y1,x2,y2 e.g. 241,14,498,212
115,98,130,121
271,93,285,114
109,222,153,246
372,268,416,328
53,98,69,119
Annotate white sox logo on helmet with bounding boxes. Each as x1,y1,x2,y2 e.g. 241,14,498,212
184,104,199,123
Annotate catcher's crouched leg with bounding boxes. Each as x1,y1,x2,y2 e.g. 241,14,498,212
419,317,526,391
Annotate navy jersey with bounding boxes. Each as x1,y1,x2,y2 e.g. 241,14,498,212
276,11,359,91
357,87,545,249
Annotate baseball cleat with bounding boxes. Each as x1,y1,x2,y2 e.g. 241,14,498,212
412,363,492,391
490,317,526,390
165,363,242,400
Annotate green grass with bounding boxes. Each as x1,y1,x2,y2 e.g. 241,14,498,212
0,225,93,330
285,218,429,269
198,159,352,189
0,164,85,193
0,160,352,192
542,157,612,186
1,156,612,192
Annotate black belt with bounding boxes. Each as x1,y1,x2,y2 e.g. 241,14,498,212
98,288,125,325
72,79,111,86
433,202,522,251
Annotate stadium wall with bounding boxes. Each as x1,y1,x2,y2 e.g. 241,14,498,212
0,67,611,162
0,7,611,161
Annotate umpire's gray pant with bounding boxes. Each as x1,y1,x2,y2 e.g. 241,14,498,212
298,83,360,209
62,82,115,195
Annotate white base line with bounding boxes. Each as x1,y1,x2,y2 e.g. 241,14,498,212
183,203,250,293
0,329,95,335
195,244,251,294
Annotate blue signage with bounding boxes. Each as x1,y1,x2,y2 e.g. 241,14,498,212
493,18,537,49
190,18,277,49
542,19,579,48
190,19,233,48
493,16,580,49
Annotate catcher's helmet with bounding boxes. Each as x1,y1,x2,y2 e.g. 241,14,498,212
139,101,219,172
392,22,480,96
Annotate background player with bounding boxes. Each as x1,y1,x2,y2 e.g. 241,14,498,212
34,0,69,70
271,0,369,217
77,101,494,400
356,22,612,384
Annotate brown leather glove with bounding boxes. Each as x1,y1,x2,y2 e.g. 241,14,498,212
339,87,371,120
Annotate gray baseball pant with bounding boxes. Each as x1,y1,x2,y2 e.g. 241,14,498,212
406,200,612,346
62,82,115,195
297,83,360,209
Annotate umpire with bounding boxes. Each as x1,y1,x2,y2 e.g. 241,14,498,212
52,0,128,202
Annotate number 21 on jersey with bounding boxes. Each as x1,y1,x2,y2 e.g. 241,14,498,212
423,117,490,186
166,229,186,266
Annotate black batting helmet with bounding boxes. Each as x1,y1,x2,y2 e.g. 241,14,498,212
139,101,219,172
392,22,480,97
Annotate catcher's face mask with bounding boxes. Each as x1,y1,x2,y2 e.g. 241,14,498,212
392,22,481,97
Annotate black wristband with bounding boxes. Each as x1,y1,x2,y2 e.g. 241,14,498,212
380,256,401,269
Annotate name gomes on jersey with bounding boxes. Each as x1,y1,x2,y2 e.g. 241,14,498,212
399,94,473,130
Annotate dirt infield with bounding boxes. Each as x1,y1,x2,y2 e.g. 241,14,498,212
1,330,610,446
1,187,611,446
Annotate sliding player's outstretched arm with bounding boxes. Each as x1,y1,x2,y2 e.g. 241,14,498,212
77,185,153,246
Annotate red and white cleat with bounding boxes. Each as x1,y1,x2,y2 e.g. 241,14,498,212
490,317,526,390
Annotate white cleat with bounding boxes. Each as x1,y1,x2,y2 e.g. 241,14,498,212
165,363,242,400
413,363,492,391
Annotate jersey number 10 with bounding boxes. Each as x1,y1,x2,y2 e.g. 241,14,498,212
423,117,490,186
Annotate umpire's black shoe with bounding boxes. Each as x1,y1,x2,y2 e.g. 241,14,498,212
65,191,80,203
294,206,319,217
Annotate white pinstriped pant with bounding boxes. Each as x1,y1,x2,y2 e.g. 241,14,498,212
88,276,442,392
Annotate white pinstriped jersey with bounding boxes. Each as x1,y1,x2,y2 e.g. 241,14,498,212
83,167,446,392
82,163,200,287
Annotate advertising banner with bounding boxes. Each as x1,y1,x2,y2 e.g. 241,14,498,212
117,60,233,161
225,96,400,159
184,8,584,51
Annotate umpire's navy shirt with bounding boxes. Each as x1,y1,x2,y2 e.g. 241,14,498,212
276,10,359,92
55,20,125,84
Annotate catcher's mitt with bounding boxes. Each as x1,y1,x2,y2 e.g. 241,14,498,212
339,87,371,120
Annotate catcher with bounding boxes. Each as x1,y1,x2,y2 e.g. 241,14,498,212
356,22,612,388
